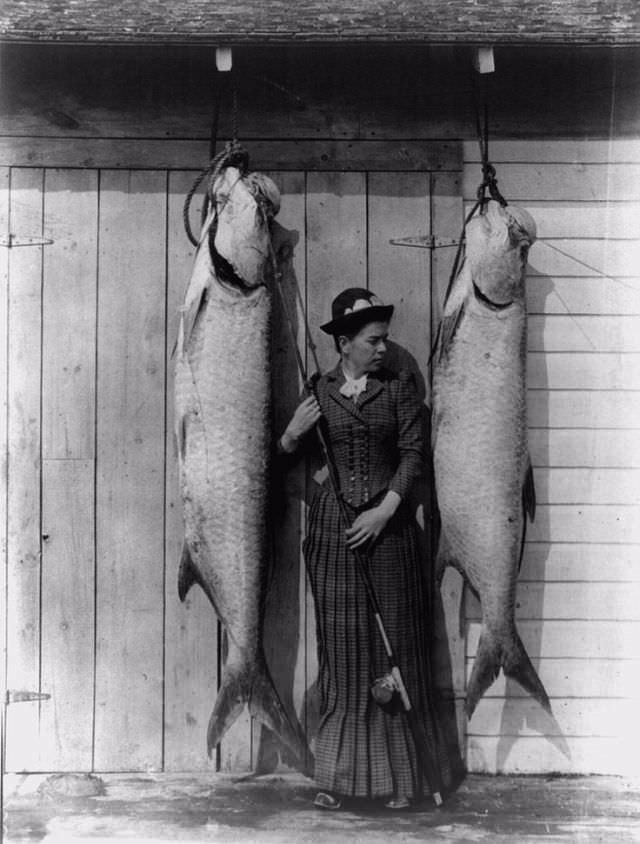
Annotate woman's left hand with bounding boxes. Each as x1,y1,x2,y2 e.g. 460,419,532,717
345,492,401,549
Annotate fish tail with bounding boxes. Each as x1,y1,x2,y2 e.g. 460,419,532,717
502,629,551,715
206,661,247,756
248,661,314,776
466,626,551,719
207,651,313,776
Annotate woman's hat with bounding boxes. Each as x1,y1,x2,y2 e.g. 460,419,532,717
320,288,394,335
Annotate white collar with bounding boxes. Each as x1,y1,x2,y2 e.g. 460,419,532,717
339,368,368,400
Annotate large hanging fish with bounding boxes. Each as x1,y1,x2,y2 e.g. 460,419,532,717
432,199,551,719
174,162,312,772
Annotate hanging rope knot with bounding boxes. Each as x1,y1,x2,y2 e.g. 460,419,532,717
221,139,250,175
477,161,507,207
482,161,497,183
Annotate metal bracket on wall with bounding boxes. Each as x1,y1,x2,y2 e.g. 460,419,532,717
389,235,459,250
5,690,51,704
0,234,54,248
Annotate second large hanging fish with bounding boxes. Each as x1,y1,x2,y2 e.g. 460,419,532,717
432,199,551,719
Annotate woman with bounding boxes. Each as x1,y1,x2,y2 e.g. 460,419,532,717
279,287,449,810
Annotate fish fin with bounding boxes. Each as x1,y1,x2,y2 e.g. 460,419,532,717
502,631,551,715
523,459,536,523
177,413,187,462
182,284,208,354
434,532,456,587
518,459,536,572
435,540,470,640
207,652,313,776
248,661,314,777
436,303,465,362
465,628,502,719
206,662,248,757
466,626,551,719
177,542,200,601
458,580,469,640
434,544,448,588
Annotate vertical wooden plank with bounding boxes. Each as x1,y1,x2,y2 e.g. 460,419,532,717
0,167,9,787
429,171,466,768
163,170,218,772
94,170,166,772
40,460,95,770
254,171,309,772
306,171,367,373
39,168,98,771
42,169,98,460
5,168,43,772
367,171,432,379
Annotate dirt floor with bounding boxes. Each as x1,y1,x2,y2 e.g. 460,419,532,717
4,771,640,844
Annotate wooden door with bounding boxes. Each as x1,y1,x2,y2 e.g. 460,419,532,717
1,154,463,774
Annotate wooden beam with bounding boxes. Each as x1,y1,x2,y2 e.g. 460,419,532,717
1,1,639,45
0,138,462,172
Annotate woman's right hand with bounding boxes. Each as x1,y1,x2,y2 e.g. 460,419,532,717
280,395,321,453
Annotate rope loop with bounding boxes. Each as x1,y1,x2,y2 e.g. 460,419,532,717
182,140,250,247
476,161,507,208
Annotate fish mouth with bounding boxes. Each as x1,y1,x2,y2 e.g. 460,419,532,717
210,235,267,295
472,281,513,311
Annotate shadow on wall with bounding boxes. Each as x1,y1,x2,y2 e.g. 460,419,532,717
253,220,309,773
494,267,571,771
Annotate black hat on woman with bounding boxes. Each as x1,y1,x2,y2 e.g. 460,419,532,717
320,288,394,336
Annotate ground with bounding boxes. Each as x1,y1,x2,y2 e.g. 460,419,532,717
4,772,640,843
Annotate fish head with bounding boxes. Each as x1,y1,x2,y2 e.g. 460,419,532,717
211,167,281,290
466,200,537,306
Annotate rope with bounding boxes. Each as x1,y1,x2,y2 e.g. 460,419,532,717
473,71,508,209
182,139,250,247
183,65,247,247
232,84,239,143
429,68,508,357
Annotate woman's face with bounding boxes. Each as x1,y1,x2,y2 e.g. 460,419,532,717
339,320,389,376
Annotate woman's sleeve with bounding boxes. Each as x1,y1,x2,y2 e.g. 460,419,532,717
273,389,323,469
387,370,425,500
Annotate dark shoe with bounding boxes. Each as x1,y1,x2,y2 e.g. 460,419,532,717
385,795,410,810
314,791,342,810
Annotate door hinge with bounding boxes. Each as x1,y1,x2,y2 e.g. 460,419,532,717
6,690,51,704
389,235,459,249
0,234,54,248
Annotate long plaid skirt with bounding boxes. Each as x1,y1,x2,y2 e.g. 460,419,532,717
303,487,449,799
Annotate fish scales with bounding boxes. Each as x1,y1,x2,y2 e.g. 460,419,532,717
434,299,527,612
174,164,311,773
432,199,551,719
178,285,270,646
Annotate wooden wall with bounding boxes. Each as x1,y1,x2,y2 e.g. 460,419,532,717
1,42,639,777
461,139,640,775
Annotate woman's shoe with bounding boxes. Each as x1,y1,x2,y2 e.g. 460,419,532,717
385,795,410,810
314,791,342,810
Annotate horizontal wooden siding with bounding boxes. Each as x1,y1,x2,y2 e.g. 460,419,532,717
461,139,640,776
